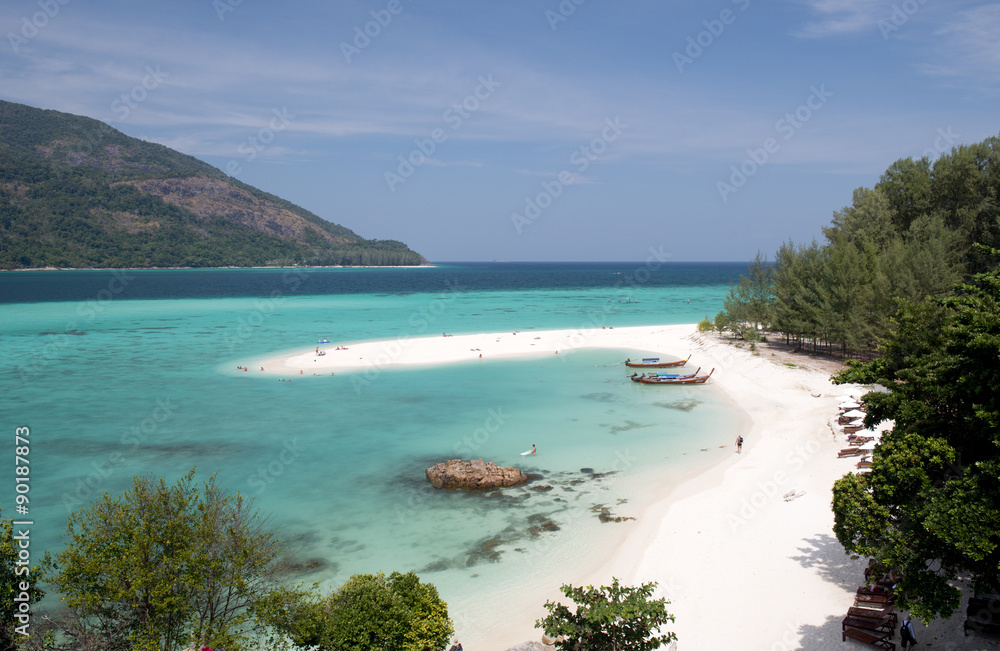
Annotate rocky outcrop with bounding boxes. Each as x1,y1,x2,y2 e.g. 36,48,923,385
426,458,527,490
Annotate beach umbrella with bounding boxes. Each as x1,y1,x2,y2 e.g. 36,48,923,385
839,400,861,410
860,439,878,450
842,409,866,419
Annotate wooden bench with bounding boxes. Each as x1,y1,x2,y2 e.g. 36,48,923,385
857,586,893,596
843,615,894,636
843,627,895,650
849,606,897,626
964,597,1000,637
839,448,864,458
856,591,894,606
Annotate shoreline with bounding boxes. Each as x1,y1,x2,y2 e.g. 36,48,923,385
588,331,855,650
249,324,699,376
252,325,897,649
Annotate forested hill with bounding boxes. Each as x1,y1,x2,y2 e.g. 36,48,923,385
0,100,427,269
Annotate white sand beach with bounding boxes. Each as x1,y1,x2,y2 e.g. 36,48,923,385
254,325,989,650
253,324,701,375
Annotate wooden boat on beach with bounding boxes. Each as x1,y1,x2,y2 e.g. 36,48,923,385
629,367,701,382
631,368,714,385
624,355,690,368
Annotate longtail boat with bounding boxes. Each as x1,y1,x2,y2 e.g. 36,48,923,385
631,368,714,385
629,367,701,382
624,354,690,368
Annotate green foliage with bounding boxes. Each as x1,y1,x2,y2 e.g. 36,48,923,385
713,310,731,335
269,571,452,651
2,510,45,649
536,578,676,651
720,250,773,340
727,134,1000,356
0,99,426,269
50,468,290,651
697,316,713,332
831,258,1000,621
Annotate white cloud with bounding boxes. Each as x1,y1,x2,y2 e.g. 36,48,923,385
793,0,885,38
915,4,1000,87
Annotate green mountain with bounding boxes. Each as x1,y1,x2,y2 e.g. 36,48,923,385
0,100,427,269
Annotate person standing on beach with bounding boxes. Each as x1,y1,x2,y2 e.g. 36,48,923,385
736,435,743,453
900,617,917,649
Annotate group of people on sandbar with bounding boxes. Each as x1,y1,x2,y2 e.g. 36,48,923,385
315,346,349,356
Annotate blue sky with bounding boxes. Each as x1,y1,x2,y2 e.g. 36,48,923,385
2,0,998,262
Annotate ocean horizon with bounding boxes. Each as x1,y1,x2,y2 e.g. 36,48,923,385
2,261,749,644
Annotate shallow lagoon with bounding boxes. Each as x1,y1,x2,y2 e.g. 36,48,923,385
0,262,746,643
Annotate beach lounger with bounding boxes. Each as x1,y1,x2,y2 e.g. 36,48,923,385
857,585,894,596
844,424,864,433
842,627,895,650
855,591,894,606
843,615,894,636
857,459,874,469
849,606,897,626
847,435,873,445
863,561,891,581
839,448,864,458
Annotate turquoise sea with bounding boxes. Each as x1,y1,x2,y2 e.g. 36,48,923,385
1,262,747,645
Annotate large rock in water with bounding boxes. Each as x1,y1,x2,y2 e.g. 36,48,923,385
426,458,527,490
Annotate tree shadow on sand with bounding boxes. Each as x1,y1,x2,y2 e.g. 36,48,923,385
786,534,1000,650
788,532,867,589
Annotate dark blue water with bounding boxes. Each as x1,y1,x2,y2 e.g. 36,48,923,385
0,261,747,303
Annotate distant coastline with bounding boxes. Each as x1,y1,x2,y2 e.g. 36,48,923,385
2,264,436,272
